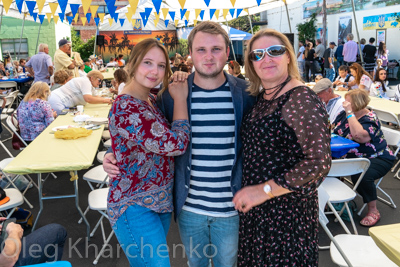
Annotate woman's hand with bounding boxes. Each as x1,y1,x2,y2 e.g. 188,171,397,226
342,100,353,114
232,184,268,213
170,71,189,83
169,79,188,102
103,153,120,178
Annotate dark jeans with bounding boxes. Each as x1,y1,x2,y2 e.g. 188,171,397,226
351,157,394,204
305,61,315,82
15,224,67,266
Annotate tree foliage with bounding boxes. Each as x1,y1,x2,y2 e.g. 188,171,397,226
296,13,317,44
227,14,260,33
70,28,96,60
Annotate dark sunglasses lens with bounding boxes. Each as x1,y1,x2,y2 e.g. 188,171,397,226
267,46,286,57
249,50,265,61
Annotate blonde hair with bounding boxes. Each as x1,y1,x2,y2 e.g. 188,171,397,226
245,29,301,96
125,38,171,94
345,89,370,112
24,82,50,102
87,70,104,81
53,70,70,84
188,21,230,53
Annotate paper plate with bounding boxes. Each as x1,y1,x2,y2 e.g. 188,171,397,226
52,125,77,132
73,114,91,122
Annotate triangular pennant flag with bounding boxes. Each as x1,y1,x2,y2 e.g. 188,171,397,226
132,19,136,27
169,11,175,20
66,16,73,25
194,20,198,26
244,8,249,14
74,14,79,23
58,0,68,14
125,7,133,22
223,9,229,20
199,10,205,20
174,20,179,27
31,12,38,21
204,0,210,7
25,1,36,16
108,18,113,26
119,18,125,27
128,0,139,14
49,3,58,16
161,8,169,20
184,20,188,27
81,0,92,15
256,0,261,6
154,18,159,27
153,12,160,27
53,15,59,24
214,10,220,19
152,0,162,14
184,11,190,21
86,13,92,23
195,9,201,19
230,0,236,7
229,9,235,18
38,14,46,24
15,0,24,13
178,0,186,9
98,13,105,23
59,13,65,22
90,6,99,19
46,13,52,23
94,17,100,26
2,0,13,13
114,13,119,23
180,9,186,20
140,12,149,27
236,8,242,18
36,0,45,13
164,19,169,28
144,7,152,17
209,9,216,19
69,4,80,18
105,0,116,17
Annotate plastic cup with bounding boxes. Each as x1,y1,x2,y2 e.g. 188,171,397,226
77,105,84,113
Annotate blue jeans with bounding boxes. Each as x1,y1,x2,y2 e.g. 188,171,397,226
112,205,172,267
325,67,335,82
15,224,67,266
177,210,239,267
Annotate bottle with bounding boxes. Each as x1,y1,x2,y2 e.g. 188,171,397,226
9,66,13,78
102,81,106,88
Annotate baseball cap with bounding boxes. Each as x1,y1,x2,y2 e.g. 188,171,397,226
58,39,71,47
311,78,332,94
0,187,10,206
329,42,336,46
89,55,96,60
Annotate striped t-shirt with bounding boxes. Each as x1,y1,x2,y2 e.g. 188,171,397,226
182,81,237,217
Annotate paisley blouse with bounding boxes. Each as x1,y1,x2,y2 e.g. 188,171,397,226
107,94,190,226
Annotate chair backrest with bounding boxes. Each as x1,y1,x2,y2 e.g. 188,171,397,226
387,86,397,98
381,127,400,156
327,158,370,190
0,81,17,90
6,114,28,148
372,108,400,127
3,90,19,113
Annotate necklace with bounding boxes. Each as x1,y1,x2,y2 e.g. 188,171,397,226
262,76,292,100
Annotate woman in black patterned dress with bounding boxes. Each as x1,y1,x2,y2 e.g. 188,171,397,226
232,29,331,266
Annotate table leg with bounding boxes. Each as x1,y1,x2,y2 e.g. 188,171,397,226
32,173,43,232
74,171,91,240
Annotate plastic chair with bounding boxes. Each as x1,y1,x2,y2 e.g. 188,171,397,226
104,139,111,148
88,188,114,265
0,81,17,92
97,151,106,163
0,188,24,218
318,186,397,267
371,108,399,128
321,158,370,235
357,127,399,215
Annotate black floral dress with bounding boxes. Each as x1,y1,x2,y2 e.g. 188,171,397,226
239,86,331,266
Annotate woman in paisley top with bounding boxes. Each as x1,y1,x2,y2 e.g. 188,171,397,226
232,29,331,266
332,89,395,227
108,38,190,266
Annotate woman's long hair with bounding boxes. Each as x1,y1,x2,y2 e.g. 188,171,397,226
304,42,313,59
377,42,386,56
373,68,387,92
24,82,50,102
349,63,372,85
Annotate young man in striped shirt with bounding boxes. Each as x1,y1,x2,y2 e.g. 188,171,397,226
103,21,255,266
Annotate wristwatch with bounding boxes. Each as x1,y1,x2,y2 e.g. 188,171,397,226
347,110,353,114
263,182,275,199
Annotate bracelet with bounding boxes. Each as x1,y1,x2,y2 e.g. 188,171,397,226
347,114,355,119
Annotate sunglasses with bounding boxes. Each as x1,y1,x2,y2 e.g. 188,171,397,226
249,45,286,61
97,78,103,84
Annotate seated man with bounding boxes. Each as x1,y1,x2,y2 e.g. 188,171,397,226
312,78,344,124
333,65,355,91
0,217,67,266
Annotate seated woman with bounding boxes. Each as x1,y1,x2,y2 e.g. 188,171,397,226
16,82,56,142
370,68,389,99
48,70,113,114
0,62,9,78
227,60,245,80
110,69,128,95
332,89,395,226
50,70,73,91
337,63,372,91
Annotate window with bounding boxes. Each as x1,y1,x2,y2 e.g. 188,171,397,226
1,38,28,60
97,6,109,15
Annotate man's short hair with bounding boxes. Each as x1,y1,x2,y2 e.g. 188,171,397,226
338,65,349,72
369,37,375,43
38,43,48,52
347,33,354,40
312,78,332,94
187,21,229,52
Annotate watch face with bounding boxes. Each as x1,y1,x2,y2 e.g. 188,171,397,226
264,184,271,193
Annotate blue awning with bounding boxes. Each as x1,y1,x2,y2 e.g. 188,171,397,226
177,25,252,41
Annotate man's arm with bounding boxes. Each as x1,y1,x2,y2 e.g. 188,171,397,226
48,66,54,76
0,220,23,267
26,66,35,77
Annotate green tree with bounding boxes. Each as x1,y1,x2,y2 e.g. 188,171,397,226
178,39,189,56
227,13,260,33
296,13,317,44
70,27,96,60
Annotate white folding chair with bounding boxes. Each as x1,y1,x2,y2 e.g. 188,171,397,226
321,158,370,235
97,151,106,163
0,188,23,218
88,188,114,265
357,127,399,215
1,90,19,114
104,139,111,148
372,108,400,128
0,81,17,92
318,186,397,267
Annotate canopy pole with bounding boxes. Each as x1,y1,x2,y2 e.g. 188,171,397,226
283,0,292,33
18,12,27,59
0,6,4,38
35,23,42,54
351,0,364,63
225,19,236,62
247,14,254,35
93,25,98,56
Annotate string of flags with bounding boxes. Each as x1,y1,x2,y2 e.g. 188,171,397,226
1,0,262,27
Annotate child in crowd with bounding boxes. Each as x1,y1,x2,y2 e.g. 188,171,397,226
315,74,323,82
332,65,355,91
373,59,383,80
